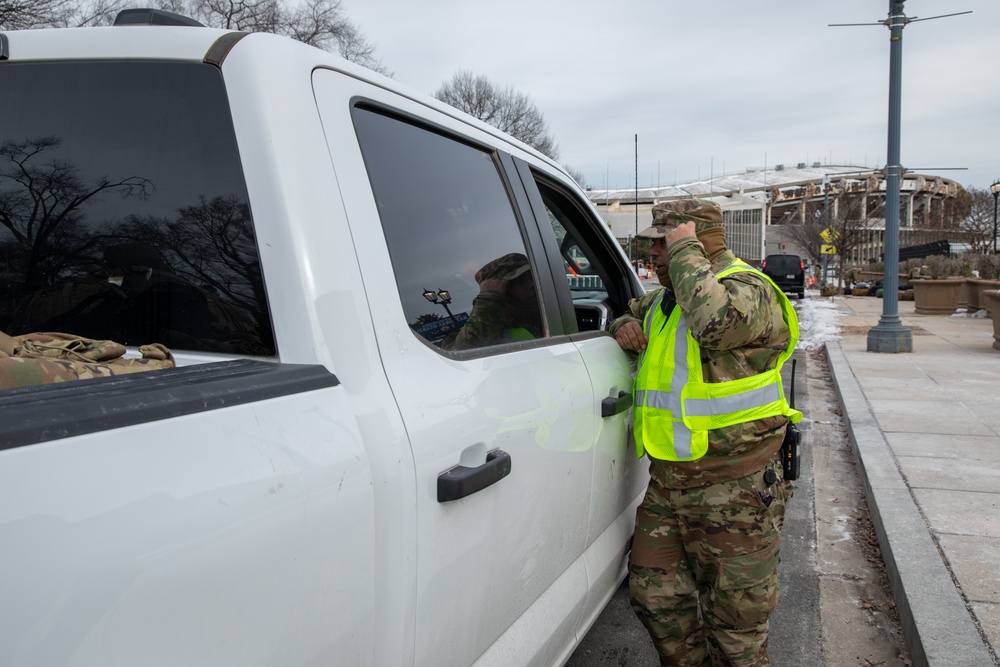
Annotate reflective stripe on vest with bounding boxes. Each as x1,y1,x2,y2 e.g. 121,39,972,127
632,261,802,461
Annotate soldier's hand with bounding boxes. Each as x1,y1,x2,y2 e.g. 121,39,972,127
614,321,648,352
665,220,697,247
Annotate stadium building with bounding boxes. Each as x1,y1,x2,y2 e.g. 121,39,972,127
586,163,967,267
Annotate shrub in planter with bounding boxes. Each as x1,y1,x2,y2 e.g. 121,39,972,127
905,255,970,281
968,256,1000,312
975,255,1000,281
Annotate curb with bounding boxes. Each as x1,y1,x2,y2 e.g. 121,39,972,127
825,342,993,667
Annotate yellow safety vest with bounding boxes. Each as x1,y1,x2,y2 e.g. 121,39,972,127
633,261,802,461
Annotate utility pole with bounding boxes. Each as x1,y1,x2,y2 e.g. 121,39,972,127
867,0,912,353
831,1,970,353
822,175,830,288
634,134,638,265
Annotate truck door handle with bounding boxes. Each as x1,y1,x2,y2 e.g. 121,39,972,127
601,391,632,418
437,449,512,502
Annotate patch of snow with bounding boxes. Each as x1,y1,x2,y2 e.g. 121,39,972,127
949,308,988,319
795,294,843,351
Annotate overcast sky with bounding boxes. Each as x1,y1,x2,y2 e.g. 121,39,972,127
345,0,998,193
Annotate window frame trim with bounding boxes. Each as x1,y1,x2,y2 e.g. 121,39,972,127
512,158,643,337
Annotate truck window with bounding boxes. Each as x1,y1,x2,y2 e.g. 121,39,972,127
0,61,275,356
352,107,547,352
530,176,634,332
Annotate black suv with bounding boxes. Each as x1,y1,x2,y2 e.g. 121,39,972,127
761,253,806,299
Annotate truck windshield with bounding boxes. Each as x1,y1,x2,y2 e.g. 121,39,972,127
0,61,275,356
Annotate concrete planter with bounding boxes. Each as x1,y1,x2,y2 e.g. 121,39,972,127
967,279,1000,313
851,272,909,285
985,290,1000,350
982,287,1000,320
855,270,883,283
912,278,965,315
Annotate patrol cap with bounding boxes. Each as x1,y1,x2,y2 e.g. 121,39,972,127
636,199,723,239
475,252,531,284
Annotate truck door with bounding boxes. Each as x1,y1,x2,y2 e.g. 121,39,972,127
353,108,598,667
314,71,604,666
513,163,651,612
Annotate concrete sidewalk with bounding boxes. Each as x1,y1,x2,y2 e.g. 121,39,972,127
825,295,999,667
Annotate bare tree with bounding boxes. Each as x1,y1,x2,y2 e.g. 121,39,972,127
435,70,559,160
0,0,120,28
0,137,152,293
1,0,65,28
183,0,387,73
957,186,996,254
0,0,389,74
782,218,824,269
564,166,587,189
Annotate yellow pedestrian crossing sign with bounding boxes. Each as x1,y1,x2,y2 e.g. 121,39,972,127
820,227,839,244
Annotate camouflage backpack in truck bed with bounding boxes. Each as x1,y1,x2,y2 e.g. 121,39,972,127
0,331,174,390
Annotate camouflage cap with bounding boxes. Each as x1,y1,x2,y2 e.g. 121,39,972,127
475,253,531,284
637,199,723,239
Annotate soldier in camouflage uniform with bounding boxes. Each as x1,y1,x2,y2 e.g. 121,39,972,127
441,252,542,351
610,199,799,666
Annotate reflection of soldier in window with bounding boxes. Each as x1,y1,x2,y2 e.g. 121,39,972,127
441,253,543,351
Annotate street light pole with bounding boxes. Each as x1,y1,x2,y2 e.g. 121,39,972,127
823,175,830,287
991,181,1000,255
867,0,913,353
423,288,458,328
634,134,638,265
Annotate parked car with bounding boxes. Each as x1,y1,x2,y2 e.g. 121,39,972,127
0,13,648,667
761,253,807,298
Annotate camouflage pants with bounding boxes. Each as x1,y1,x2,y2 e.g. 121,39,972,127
628,461,791,667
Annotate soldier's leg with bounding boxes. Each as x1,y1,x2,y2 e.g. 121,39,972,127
679,464,789,667
629,476,707,667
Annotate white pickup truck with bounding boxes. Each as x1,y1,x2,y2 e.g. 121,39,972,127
0,12,648,666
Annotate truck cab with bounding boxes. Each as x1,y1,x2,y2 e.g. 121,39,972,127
0,15,648,667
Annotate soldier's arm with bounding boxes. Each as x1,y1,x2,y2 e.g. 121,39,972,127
440,290,510,351
667,242,774,351
608,289,660,352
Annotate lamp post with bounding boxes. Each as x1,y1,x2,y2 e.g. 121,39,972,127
867,0,913,353
423,288,458,327
991,181,1000,255
822,174,830,288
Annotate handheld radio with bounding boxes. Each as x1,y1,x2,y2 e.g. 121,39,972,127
781,358,801,481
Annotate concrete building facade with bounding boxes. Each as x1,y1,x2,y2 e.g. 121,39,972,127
586,164,966,267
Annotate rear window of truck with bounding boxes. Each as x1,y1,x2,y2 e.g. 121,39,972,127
763,255,802,273
0,61,275,356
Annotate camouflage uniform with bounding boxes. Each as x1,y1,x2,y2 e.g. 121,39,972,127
441,253,542,351
0,330,174,390
610,200,794,667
